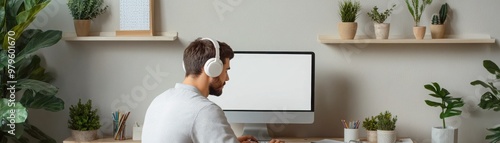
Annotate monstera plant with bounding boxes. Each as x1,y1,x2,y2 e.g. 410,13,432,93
0,0,64,142
471,60,500,143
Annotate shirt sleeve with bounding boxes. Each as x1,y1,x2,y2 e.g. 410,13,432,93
191,104,239,143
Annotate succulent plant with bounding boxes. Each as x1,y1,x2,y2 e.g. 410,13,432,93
431,14,440,25
377,111,397,131
339,0,361,22
68,99,101,131
432,3,448,25
363,116,378,131
367,4,397,24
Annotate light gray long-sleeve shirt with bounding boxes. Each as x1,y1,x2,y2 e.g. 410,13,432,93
142,83,239,143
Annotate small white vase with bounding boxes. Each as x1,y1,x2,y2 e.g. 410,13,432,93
377,130,396,143
432,127,458,143
374,23,390,39
367,130,377,143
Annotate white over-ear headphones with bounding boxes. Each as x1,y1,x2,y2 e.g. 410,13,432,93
183,38,223,77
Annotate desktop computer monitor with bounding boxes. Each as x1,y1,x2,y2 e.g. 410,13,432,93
208,51,315,140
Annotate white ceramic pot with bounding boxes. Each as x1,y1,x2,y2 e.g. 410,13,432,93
344,128,360,143
377,130,396,143
71,130,98,141
432,127,458,143
338,22,358,40
367,130,377,143
374,23,390,39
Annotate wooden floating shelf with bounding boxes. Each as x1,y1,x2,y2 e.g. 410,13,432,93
318,34,496,44
63,32,178,42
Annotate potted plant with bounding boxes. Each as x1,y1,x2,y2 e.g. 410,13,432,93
377,111,397,143
363,116,378,142
338,0,361,40
430,3,448,39
68,99,101,141
1,0,65,142
67,0,109,36
367,4,396,39
470,60,500,143
424,82,464,143
405,0,433,39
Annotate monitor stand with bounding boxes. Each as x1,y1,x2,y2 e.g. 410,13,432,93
241,124,272,141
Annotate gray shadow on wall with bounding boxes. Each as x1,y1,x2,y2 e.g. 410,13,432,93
268,69,356,138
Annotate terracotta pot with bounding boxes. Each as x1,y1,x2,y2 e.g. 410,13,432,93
71,130,98,141
367,130,377,143
338,22,358,40
413,26,426,40
430,24,446,39
74,20,91,36
374,23,390,39
377,130,396,143
432,127,458,143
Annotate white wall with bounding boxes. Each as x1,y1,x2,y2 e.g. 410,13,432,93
28,0,500,142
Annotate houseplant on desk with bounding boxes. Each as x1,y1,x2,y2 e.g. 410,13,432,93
424,82,464,143
68,99,101,141
67,0,108,36
405,0,433,39
430,3,448,39
377,111,397,143
470,60,500,143
338,0,361,40
362,116,378,142
367,4,396,39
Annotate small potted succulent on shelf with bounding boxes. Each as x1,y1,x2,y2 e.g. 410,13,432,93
405,0,433,39
430,3,448,39
68,99,102,141
67,0,108,36
363,116,378,142
377,111,398,143
338,0,361,40
470,60,500,143
424,82,464,143
367,4,396,39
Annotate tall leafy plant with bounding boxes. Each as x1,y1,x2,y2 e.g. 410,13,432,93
424,82,464,128
367,4,396,24
405,0,433,26
0,0,64,142
339,0,361,22
471,60,500,143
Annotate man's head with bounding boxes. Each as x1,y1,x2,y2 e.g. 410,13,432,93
183,38,234,96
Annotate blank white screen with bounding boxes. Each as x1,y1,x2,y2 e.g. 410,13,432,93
208,52,313,111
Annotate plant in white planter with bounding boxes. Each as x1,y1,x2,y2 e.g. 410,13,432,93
68,99,101,141
470,60,500,143
405,0,433,39
424,82,464,143
363,116,378,142
377,111,397,143
430,3,448,39
338,0,361,40
367,4,396,39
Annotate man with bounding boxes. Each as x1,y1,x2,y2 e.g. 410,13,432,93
142,38,283,143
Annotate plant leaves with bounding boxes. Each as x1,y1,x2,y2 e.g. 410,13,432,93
16,79,58,96
425,100,441,107
0,99,28,124
15,30,61,63
484,60,500,75
20,90,64,112
22,122,56,143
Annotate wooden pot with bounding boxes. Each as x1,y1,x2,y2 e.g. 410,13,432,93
74,20,91,36
413,26,426,40
374,23,390,39
430,24,446,39
338,22,358,40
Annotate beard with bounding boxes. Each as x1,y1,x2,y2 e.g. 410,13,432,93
209,77,225,96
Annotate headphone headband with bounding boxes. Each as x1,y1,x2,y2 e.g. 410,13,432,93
201,38,220,62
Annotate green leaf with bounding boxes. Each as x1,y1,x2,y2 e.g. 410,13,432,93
20,90,64,112
424,84,436,92
15,30,61,62
0,99,28,124
16,79,58,96
425,100,441,107
484,60,500,75
22,123,56,143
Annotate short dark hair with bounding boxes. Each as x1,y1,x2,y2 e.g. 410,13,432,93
183,38,234,77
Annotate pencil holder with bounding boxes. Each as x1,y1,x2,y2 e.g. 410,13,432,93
344,128,359,143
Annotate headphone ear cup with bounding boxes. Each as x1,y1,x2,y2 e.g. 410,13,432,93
204,58,223,77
